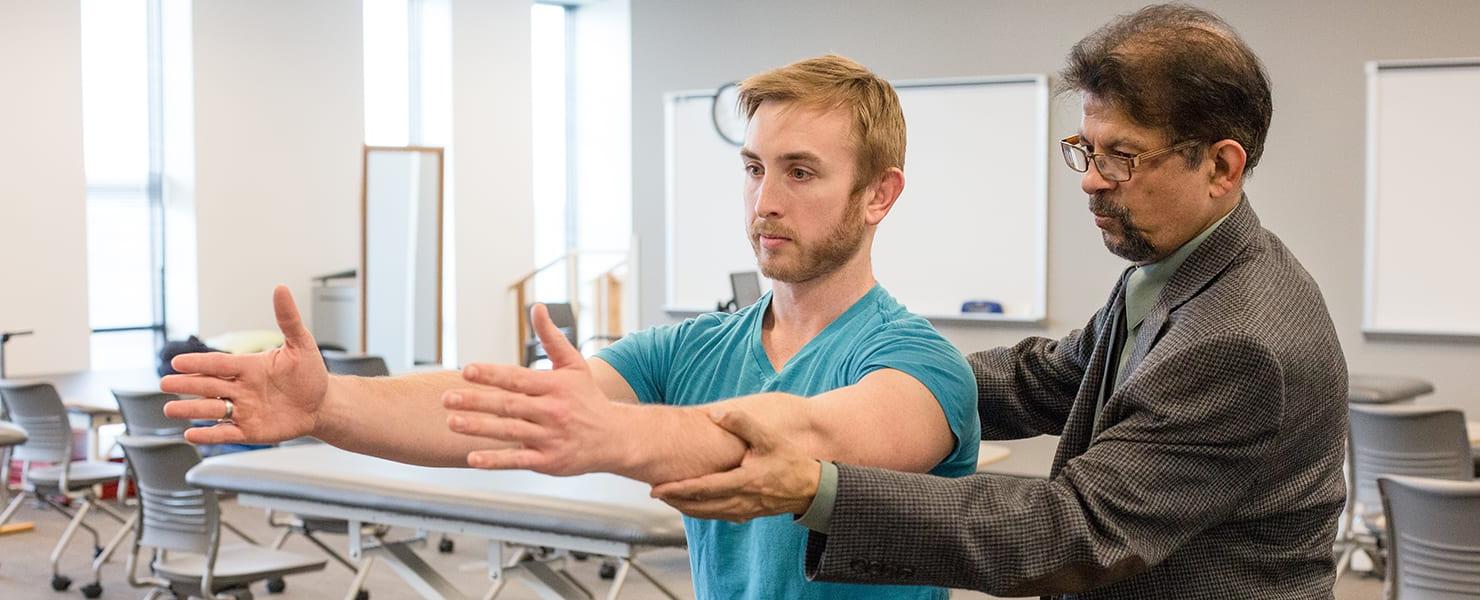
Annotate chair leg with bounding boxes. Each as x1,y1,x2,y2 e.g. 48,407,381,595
90,510,138,585
43,496,102,547
1334,543,1355,581
48,498,94,578
270,527,293,550
0,490,26,526
301,530,361,572
343,555,375,600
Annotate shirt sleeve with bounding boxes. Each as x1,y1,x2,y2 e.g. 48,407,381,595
594,321,685,405
796,460,839,533
852,320,981,477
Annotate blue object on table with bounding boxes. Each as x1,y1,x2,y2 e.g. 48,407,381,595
961,300,1004,314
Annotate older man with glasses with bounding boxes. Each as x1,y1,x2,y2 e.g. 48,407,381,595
651,4,1348,599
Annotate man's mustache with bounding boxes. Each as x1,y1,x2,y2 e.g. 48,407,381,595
1089,193,1127,218
750,220,797,240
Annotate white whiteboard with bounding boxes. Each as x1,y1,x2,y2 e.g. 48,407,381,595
1364,60,1480,337
664,76,1048,323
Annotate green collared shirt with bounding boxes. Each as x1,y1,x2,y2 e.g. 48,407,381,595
1115,207,1234,385
798,207,1235,535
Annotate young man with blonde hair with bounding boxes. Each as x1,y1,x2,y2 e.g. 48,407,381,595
163,54,978,599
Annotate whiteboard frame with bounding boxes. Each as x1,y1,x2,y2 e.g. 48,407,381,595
662,75,1050,326
1363,58,1480,340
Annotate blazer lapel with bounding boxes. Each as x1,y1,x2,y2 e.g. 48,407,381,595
1051,268,1133,475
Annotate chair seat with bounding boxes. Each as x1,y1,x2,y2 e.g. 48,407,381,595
0,422,26,446
26,461,126,489
153,543,327,586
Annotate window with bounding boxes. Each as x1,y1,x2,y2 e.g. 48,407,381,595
81,0,166,370
531,2,572,303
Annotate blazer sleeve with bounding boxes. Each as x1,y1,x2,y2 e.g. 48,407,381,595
803,331,1285,597
967,309,1101,440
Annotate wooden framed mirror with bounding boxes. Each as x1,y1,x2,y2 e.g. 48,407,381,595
360,145,444,368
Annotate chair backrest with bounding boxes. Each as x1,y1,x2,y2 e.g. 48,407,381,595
324,354,391,377
118,435,217,555
542,303,578,345
1349,405,1474,511
113,390,191,437
0,382,73,463
1379,475,1480,599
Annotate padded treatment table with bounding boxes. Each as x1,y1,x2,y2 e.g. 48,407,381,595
188,445,687,600
1347,374,1434,404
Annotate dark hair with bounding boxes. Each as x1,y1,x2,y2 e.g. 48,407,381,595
1057,3,1272,174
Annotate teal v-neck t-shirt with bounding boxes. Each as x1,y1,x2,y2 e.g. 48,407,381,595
597,284,979,600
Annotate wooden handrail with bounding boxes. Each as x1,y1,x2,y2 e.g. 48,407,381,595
506,250,626,292
508,250,627,361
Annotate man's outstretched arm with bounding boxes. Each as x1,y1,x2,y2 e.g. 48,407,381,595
444,316,961,484
160,286,636,467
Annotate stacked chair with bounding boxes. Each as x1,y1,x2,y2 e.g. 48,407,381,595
118,434,326,599
0,381,132,598
1342,404,1475,579
1378,475,1480,599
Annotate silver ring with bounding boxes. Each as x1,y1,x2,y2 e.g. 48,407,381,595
220,398,235,422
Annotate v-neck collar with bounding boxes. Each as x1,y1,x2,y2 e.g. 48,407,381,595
748,284,883,377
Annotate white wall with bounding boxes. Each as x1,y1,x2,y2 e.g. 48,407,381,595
447,0,535,365
630,0,1480,413
192,0,365,337
0,0,91,376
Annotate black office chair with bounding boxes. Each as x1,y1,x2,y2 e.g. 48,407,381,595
523,303,579,367
323,355,391,378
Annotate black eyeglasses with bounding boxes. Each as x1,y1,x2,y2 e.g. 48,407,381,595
1060,134,1201,182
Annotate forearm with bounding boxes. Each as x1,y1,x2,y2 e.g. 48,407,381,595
314,371,511,467
618,388,945,484
608,401,748,483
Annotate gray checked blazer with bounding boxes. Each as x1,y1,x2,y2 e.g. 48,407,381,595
803,197,1348,599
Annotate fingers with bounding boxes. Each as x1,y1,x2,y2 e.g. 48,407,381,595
710,409,776,451
651,468,751,502
164,398,238,421
531,304,586,370
272,285,316,348
443,389,555,425
447,412,549,444
170,352,245,378
183,423,246,445
160,374,239,400
461,363,553,395
466,448,547,471
658,497,752,523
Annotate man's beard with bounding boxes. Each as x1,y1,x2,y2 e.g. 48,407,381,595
749,196,867,283
1091,193,1156,263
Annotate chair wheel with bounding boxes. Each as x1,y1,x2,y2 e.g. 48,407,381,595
266,577,286,593
355,590,370,600
437,538,454,553
81,582,103,598
599,562,618,580
51,574,72,591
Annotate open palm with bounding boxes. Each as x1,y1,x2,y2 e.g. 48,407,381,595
160,285,329,444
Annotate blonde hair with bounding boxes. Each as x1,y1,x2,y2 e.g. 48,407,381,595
738,54,905,194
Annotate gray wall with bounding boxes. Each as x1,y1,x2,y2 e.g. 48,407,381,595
631,0,1480,413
